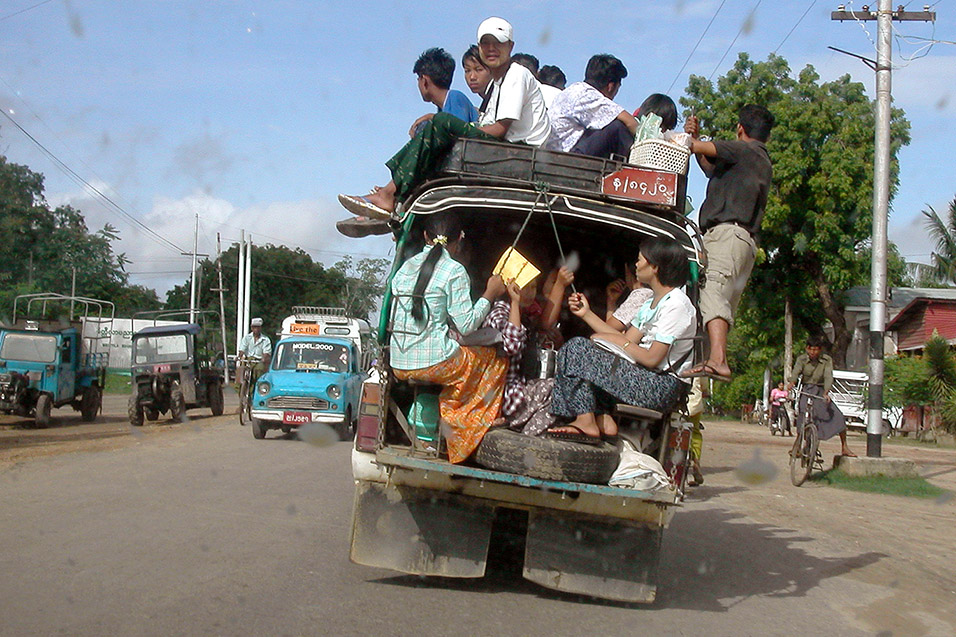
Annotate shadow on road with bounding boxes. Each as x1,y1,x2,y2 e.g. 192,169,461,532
366,505,886,610
657,507,886,611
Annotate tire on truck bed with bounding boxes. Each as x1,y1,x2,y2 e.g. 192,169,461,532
474,428,619,484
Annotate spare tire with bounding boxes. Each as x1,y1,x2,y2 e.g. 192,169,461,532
475,428,619,484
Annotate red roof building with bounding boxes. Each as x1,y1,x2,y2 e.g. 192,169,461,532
886,296,956,352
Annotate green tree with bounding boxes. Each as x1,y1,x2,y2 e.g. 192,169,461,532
923,196,956,286
681,53,911,367
165,244,389,345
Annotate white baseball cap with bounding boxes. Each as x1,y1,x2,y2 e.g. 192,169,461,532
250,317,263,327
477,17,513,43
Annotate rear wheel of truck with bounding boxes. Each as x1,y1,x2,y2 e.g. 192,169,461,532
252,418,267,439
128,394,144,427
80,385,101,422
35,394,53,429
208,382,224,417
170,383,186,423
475,428,619,484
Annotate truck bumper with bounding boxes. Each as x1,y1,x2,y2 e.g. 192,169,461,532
250,409,345,424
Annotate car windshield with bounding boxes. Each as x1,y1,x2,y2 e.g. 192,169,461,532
0,333,58,363
132,334,189,364
274,341,349,373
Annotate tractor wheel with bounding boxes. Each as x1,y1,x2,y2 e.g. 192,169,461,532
208,382,225,417
35,394,53,429
128,394,144,427
170,383,186,423
80,385,101,422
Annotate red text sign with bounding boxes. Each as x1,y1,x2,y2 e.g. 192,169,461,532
282,411,312,425
602,168,679,206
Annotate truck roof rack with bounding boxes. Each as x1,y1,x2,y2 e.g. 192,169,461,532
291,306,348,319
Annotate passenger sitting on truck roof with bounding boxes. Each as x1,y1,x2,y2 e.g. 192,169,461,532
389,212,508,463
337,16,551,220
632,93,678,135
548,237,696,440
545,54,638,160
461,44,492,114
407,47,479,138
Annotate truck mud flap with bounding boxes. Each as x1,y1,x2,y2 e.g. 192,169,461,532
523,509,663,603
350,481,494,578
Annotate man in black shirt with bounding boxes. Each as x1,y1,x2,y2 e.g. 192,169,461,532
682,104,774,381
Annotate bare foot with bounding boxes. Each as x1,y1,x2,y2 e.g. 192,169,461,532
597,413,618,437
842,449,858,458
550,414,600,438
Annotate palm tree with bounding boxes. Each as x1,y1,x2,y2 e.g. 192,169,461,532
923,196,956,285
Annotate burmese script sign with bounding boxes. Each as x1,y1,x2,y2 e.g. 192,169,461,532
602,168,679,207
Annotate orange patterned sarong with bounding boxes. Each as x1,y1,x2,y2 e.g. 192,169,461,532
394,346,506,463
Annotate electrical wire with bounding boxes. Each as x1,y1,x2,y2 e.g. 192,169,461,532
0,0,54,21
773,0,817,54
666,0,729,93
709,0,763,81
0,109,187,255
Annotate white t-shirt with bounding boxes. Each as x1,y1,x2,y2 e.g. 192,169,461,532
539,83,562,110
630,288,696,375
478,63,551,147
546,81,625,152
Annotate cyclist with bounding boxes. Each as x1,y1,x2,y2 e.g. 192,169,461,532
769,381,791,435
790,337,856,457
237,317,272,399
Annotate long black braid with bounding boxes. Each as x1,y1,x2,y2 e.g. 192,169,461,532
411,212,463,322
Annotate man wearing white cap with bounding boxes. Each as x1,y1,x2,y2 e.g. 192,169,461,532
337,17,551,223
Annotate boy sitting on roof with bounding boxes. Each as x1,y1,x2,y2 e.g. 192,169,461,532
338,16,551,220
407,47,479,138
546,54,638,160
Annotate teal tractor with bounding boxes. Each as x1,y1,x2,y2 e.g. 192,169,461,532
0,294,113,428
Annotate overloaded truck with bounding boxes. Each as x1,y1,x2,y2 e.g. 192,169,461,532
0,293,112,427
348,138,706,603
249,307,371,440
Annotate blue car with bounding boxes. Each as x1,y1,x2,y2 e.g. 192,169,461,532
250,335,364,440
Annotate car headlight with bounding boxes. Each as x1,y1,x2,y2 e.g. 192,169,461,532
327,384,341,399
257,381,271,396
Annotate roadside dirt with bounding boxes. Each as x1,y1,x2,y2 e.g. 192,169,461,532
687,420,956,635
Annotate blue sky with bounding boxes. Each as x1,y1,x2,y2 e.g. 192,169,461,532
1,1,952,295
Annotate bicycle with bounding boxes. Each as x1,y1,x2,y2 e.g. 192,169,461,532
769,401,790,436
237,355,263,427
789,389,823,486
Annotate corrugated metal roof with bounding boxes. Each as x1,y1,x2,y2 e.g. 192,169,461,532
844,286,956,311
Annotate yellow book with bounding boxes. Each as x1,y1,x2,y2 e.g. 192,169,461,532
493,247,541,289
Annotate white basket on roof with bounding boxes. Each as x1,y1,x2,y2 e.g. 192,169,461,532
628,138,691,176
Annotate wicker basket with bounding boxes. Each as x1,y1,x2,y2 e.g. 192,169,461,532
628,138,691,175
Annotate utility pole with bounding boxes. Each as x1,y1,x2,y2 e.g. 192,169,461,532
832,2,935,458
236,230,245,356
213,233,230,384
181,212,209,325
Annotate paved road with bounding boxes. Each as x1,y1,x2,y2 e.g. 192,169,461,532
1,399,954,636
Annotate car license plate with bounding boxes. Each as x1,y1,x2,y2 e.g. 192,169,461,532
282,411,311,425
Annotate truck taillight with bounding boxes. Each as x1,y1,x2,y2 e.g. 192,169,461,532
355,382,381,452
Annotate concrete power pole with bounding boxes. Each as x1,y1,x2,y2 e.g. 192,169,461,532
214,233,230,384
236,230,245,356
831,2,935,458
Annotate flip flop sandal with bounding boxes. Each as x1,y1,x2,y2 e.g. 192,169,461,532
336,217,392,238
544,426,603,446
337,194,392,221
682,363,732,382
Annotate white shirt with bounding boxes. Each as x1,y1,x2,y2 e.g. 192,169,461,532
539,83,562,110
630,288,696,375
238,332,272,359
546,81,625,152
478,63,551,147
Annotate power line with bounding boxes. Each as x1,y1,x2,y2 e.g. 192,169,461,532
709,0,764,81
774,0,818,54
0,109,187,254
667,0,728,94
0,0,54,21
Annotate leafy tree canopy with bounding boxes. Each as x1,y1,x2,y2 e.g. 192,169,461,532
682,53,910,370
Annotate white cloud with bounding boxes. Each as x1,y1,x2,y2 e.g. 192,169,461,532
47,186,395,296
